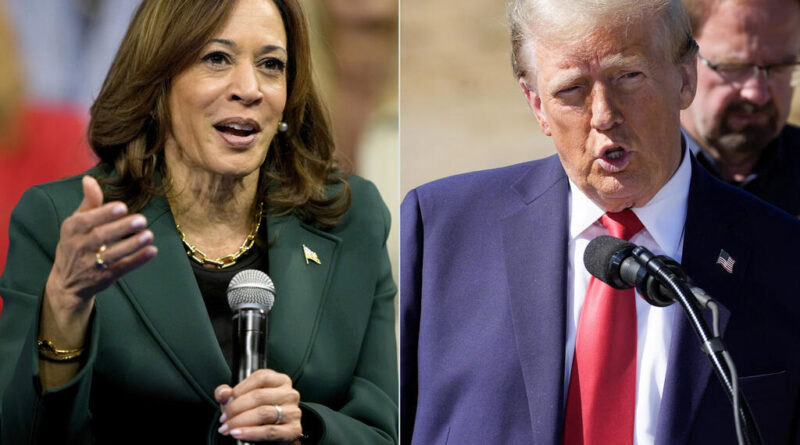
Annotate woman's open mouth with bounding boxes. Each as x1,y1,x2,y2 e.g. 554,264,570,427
214,118,262,148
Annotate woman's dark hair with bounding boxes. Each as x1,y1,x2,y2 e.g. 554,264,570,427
88,0,350,229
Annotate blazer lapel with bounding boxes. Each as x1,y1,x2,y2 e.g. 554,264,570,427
655,158,748,445
113,196,340,405
115,196,229,407
500,157,570,445
265,215,341,380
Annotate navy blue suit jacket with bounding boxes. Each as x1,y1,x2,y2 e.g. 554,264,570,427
401,154,800,445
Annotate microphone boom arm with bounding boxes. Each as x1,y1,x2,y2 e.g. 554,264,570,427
632,246,763,445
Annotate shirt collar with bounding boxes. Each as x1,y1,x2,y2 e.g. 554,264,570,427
569,137,692,260
685,128,787,188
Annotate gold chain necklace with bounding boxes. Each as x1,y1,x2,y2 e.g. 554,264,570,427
176,202,264,269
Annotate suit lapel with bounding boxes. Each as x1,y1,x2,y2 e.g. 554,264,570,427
115,196,229,406
265,215,341,380
501,157,570,445
655,158,748,445
113,195,341,405
114,196,341,403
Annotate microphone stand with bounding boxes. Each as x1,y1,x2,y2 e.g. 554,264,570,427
632,246,764,445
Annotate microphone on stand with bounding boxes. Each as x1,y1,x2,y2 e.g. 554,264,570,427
227,269,275,445
583,235,763,445
583,235,689,307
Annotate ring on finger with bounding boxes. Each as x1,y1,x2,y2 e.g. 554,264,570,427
273,404,283,425
95,244,109,270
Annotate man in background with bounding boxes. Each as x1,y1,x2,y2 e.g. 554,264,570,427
681,0,800,215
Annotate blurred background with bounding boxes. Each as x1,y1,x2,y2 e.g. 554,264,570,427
0,0,102,276
399,0,552,198
0,0,398,282
303,0,398,280
399,0,800,197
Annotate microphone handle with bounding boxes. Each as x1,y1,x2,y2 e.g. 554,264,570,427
232,308,268,383
232,308,269,445
620,255,688,307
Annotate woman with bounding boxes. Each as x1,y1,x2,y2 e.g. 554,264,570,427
0,0,397,444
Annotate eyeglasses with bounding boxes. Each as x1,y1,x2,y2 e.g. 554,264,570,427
698,54,800,87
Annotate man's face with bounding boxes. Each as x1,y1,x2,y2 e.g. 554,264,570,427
522,16,696,212
681,0,800,157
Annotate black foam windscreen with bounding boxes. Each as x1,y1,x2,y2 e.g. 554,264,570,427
583,235,635,284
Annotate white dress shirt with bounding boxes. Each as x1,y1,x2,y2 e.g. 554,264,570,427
563,145,693,445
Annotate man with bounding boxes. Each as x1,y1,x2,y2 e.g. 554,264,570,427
401,0,800,444
681,0,800,215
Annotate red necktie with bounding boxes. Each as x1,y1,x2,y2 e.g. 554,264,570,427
563,209,644,445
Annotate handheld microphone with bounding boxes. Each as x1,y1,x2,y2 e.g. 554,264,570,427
227,269,275,384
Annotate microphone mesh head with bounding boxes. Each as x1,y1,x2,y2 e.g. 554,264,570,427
584,235,634,284
226,269,275,311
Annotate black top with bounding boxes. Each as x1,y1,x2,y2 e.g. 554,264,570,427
189,244,269,369
692,124,800,217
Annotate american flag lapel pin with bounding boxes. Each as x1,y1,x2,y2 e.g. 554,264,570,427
303,244,321,265
716,249,735,274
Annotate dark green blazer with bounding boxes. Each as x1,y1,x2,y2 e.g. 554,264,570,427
0,171,397,444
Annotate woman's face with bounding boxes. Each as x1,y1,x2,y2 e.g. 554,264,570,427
165,0,288,180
